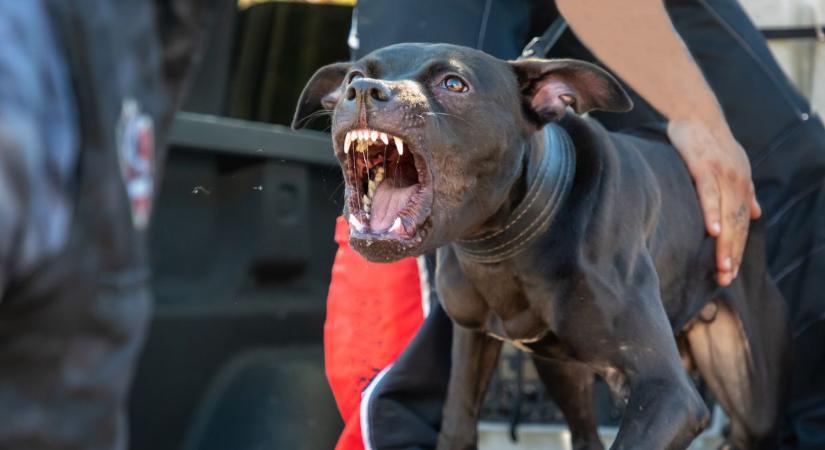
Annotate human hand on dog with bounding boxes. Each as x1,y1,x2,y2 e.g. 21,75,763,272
667,120,761,286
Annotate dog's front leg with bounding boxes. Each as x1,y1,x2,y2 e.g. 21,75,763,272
569,288,711,450
560,257,711,449
436,326,502,450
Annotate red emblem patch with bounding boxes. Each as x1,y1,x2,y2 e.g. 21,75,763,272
116,99,155,230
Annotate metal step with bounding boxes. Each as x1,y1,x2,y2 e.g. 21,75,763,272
478,406,727,450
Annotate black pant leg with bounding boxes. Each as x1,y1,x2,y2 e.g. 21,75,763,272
364,301,453,450
664,4,825,447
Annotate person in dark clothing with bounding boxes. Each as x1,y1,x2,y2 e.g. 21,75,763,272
324,0,825,449
0,1,215,449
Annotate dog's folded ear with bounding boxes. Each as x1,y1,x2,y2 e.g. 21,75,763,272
292,62,351,130
509,58,632,125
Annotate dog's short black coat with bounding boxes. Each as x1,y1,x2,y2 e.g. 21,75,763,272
294,43,789,450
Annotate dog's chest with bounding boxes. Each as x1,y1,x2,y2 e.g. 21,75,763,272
442,258,555,348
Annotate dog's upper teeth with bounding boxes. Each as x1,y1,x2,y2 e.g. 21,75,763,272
346,129,402,154
393,136,404,156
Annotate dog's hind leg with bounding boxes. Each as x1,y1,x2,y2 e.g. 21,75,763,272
684,282,789,450
532,357,605,450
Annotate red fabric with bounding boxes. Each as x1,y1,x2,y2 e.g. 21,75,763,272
325,216,426,450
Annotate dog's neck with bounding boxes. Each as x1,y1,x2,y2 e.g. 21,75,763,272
452,123,576,263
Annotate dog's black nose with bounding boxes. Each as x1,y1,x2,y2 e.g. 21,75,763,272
345,78,392,106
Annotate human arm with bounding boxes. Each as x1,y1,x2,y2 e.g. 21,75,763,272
556,0,762,285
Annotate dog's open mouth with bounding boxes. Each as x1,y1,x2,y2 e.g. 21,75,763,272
339,127,432,245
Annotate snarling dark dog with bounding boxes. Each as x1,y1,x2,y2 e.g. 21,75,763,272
293,43,789,450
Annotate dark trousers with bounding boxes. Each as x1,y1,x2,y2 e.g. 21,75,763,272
353,1,825,448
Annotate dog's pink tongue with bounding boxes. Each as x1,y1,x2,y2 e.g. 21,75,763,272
370,182,417,231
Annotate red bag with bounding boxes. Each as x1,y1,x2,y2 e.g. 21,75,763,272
325,216,426,450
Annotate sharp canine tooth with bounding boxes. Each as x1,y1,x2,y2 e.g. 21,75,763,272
394,136,404,156
389,217,403,233
349,214,365,232
380,132,389,145
370,130,378,142
368,180,376,193
344,132,352,154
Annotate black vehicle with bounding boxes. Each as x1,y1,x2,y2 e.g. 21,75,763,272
128,3,350,450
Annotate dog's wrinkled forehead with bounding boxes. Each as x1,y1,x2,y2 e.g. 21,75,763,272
357,43,516,95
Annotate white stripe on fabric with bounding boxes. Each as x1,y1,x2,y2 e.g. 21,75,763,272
360,364,394,450
416,255,431,318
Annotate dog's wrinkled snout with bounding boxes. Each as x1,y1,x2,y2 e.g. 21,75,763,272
345,78,392,108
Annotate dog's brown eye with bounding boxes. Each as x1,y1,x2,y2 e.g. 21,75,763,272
443,76,467,93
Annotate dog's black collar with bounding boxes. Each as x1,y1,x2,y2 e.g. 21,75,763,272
453,123,576,263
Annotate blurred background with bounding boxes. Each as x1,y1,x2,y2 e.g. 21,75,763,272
128,1,825,449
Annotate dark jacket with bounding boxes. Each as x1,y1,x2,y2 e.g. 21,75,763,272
0,1,215,448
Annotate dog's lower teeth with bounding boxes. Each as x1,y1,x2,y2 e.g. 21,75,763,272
389,217,404,233
362,194,371,206
349,214,365,232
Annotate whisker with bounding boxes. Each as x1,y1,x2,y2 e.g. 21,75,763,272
295,109,334,128
328,179,345,203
